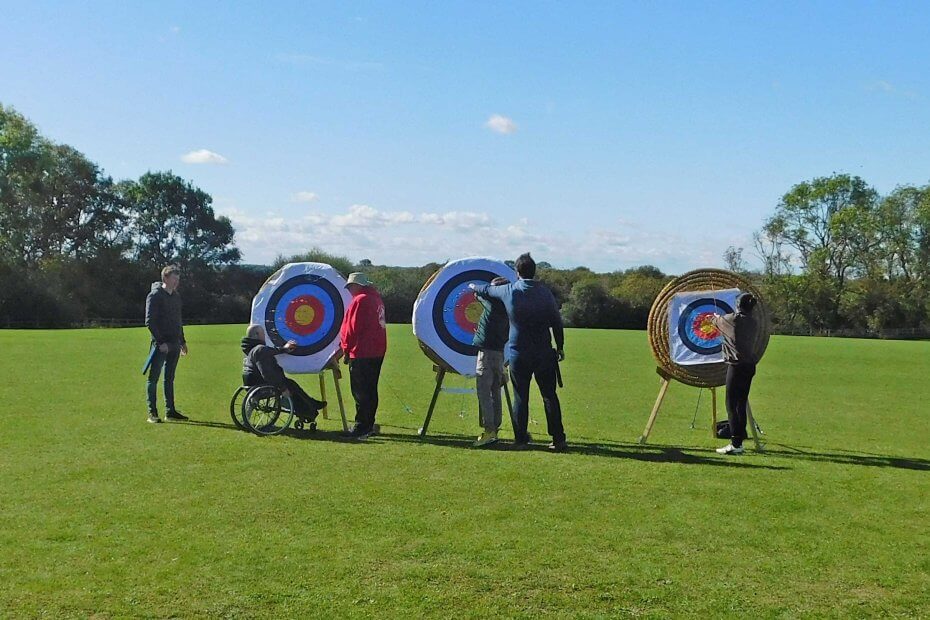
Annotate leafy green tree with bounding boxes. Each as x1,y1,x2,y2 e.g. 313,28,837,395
121,171,240,270
758,174,880,325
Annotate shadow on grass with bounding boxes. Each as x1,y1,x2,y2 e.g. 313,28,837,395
180,418,784,467
762,443,930,471
370,430,789,470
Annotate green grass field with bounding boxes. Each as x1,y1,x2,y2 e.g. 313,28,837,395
1,325,928,618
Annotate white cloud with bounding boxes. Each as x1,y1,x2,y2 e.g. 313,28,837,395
331,204,416,228
180,149,229,164
418,211,492,230
169,25,181,34
292,191,319,203
216,205,746,274
485,114,517,135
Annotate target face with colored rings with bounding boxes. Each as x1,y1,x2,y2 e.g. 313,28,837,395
676,298,734,354
413,257,517,376
249,262,352,374
265,276,342,355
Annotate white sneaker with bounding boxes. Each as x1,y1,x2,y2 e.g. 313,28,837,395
716,444,745,455
474,430,499,448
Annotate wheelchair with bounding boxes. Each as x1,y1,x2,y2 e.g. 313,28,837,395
229,384,317,436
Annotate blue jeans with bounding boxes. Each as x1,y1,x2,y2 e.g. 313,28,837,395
146,344,181,413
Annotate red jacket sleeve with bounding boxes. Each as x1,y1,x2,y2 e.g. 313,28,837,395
341,297,359,354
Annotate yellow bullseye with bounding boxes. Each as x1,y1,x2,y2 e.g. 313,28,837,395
464,300,484,324
294,304,315,326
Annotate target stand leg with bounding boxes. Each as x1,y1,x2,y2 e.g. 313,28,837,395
746,401,764,452
710,387,718,439
329,366,349,433
319,374,329,420
419,367,446,437
638,377,670,444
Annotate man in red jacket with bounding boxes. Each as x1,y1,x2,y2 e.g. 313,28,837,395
340,272,387,439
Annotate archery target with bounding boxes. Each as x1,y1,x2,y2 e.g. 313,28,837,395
413,257,516,376
668,288,739,366
249,262,351,374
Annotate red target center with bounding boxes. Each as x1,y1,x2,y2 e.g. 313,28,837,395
452,290,483,334
285,295,325,336
691,311,720,341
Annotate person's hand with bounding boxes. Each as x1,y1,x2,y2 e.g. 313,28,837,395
181,343,189,356
158,343,169,354
282,340,297,352
557,349,565,362
342,352,350,365
468,283,478,291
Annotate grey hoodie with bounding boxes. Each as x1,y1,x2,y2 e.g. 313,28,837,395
145,282,185,345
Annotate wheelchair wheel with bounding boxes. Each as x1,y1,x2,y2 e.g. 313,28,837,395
229,386,249,430
242,385,295,436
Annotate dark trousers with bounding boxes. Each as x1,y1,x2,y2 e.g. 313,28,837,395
242,374,322,420
725,363,756,448
349,356,383,432
147,344,181,413
509,350,564,444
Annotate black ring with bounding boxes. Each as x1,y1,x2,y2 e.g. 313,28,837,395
431,269,500,356
264,274,345,356
676,298,734,355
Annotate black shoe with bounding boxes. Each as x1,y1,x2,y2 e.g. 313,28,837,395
147,413,162,424
165,410,189,421
343,425,371,440
511,441,531,451
548,440,568,453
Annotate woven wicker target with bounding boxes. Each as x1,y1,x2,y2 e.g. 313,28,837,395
639,268,771,449
647,268,771,388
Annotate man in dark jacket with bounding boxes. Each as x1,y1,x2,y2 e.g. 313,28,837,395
471,254,566,451
241,325,326,421
144,265,188,423
472,276,510,447
712,292,760,455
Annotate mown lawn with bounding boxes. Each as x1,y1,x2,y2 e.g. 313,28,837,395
0,325,927,618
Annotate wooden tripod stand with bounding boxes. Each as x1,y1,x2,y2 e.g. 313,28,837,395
312,360,350,432
418,364,514,437
637,367,764,451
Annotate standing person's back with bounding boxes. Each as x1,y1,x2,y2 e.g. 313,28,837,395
472,276,511,447
472,253,566,451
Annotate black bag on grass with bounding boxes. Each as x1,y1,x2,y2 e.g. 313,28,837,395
715,420,732,439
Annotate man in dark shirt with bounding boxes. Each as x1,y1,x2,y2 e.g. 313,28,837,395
472,276,510,447
471,254,566,451
712,292,759,454
241,325,325,421
144,265,188,423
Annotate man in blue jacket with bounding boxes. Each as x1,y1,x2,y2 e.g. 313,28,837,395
470,253,566,451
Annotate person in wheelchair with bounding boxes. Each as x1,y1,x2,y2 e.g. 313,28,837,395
241,325,326,422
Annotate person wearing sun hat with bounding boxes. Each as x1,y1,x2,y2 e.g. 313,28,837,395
340,272,387,440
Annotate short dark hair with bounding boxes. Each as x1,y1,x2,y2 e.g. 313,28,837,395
737,292,757,314
161,265,181,281
515,253,536,279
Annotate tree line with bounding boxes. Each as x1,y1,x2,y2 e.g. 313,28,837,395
3,102,928,335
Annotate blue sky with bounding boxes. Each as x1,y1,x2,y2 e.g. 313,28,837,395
2,1,929,272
